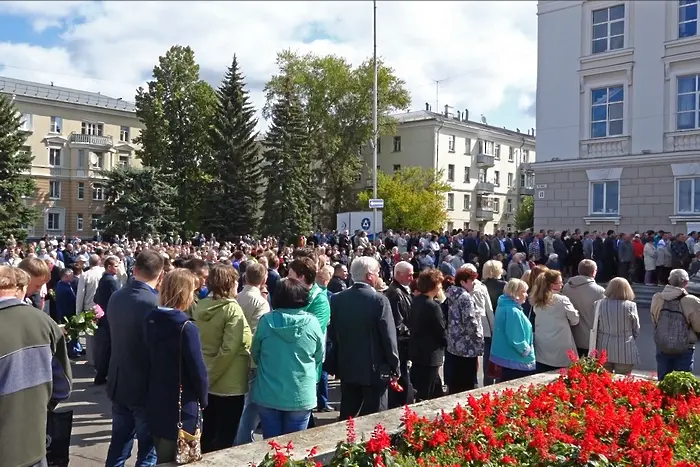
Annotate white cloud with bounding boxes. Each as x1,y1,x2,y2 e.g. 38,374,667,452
0,1,537,130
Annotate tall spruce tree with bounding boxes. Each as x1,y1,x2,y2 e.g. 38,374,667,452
261,82,312,242
0,95,37,241
201,55,263,239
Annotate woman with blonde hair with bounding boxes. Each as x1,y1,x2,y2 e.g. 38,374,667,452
194,264,251,453
530,269,580,371
522,265,548,327
593,277,640,375
145,269,209,463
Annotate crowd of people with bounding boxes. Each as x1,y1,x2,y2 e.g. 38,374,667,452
1,225,700,467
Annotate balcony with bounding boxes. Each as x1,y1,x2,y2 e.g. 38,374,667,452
70,132,113,147
476,154,495,167
520,186,534,196
475,181,495,193
475,208,494,221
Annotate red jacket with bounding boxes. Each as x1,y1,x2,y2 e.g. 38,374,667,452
632,239,644,258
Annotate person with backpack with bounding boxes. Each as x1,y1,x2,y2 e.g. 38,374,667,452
650,268,700,381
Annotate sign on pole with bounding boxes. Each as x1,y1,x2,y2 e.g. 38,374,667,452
369,198,384,209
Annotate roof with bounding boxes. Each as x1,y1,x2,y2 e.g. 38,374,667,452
0,76,136,112
391,109,535,140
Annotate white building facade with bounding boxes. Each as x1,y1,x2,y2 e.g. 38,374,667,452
360,107,536,233
535,0,700,233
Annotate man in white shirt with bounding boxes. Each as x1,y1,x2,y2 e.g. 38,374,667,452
75,254,104,314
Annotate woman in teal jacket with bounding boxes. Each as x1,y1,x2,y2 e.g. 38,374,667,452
251,278,324,439
489,278,536,382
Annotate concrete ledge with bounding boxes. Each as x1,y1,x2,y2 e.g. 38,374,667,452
172,372,560,466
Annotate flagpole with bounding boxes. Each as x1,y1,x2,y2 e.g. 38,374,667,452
372,0,378,242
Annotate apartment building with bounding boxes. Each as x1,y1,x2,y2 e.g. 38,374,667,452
359,106,536,233
1,77,142,239
535,0,700,233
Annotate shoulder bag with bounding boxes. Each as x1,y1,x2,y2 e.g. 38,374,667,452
175,321,202,465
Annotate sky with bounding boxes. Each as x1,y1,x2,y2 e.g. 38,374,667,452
0,1,537,133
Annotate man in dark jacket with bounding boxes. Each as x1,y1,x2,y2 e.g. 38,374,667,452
0,266,72,467
383,261,415,409
327,264,348,294
93,256,121,385
105,250,164,467
327,256,399,420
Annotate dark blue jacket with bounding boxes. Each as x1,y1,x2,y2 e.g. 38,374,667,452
267,268,280,298
55,280,76,323
145,306,208,440
94,273,119,314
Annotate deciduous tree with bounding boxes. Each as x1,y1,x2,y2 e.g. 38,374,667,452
0,95,37,241
515,195,534,231
358,167,451,232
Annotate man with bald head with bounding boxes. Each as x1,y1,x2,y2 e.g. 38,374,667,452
384,261,415,408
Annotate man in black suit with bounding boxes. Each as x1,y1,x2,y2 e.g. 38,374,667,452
93,256,121,385
384,261,415,409
327,256,399,420
327,264,348,294
513,232,527,255
105,250,164,467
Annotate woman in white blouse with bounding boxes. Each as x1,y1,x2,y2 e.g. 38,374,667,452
530,269,580,372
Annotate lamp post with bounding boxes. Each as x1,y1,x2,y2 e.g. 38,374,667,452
372,0,378,242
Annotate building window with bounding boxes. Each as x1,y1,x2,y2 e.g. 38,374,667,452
478,169,487,183
92,183,105,201
76,214,84,232
447,222,454,232
448,135,456,152
91,214,102,231
591,86,624,138
82,122,104,136
91,152,105,169
592,5,625,54
464,167,470,183
78,150,85,168
680,0,698,39
463,222,469,230
493,199,500,213
393,136,401,152
463,194,470,211
19,113,32,131
50,116,62,134
447,164,455,182
465,138,471,154
507,199,513,213
677,177,700,213
522,149,530,163
49,148,61,166
393,164,401,173
355,172,362,183
590,180,620,214
508,147,514,162
447,193,454,210
78,182,84,200
119,126,130,142
49,181,61,199
119,152,130,167
494,170,501,186
478,140,494,155
507,172,514,187
494,143,501,160
47,212,60,231
677,75,700,130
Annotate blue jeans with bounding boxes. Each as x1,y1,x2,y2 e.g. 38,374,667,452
67,338,82,358
105,402,156,467
233,369,260,446
656,349,695,381
316,371,329,409
258,407,311,439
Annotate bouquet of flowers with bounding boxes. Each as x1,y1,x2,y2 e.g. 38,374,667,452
63,305,104,341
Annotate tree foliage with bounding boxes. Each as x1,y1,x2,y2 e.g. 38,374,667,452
102,166,181,239
0,94,37,241
260,81,312,242
134,45,217,234
263,51,411,219
515,195,534,231
358,167,451,232
201,55,263,239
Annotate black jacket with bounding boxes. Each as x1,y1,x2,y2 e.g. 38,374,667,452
327,283,399,385
327,276,347,294
94,273,119,313
482,278,506,313
407,295,446,367
384,280,413,346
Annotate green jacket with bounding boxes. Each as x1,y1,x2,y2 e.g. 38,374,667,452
193,297,251,396
251,308,324,411
306,283,330,380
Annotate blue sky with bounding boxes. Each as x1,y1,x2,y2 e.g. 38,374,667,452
0,1,537,132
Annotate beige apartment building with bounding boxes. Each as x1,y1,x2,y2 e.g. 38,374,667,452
359,105,536,233
1,77,142,239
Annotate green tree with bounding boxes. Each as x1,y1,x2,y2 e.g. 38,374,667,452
0,95,37,241
260,82,312,241
515,195,534,231
102,166,181,239
200,55,263,240
358,167,451,232
134,45,217,234
264,51,411,219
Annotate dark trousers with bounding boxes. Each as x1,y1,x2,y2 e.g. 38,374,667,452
339,382,388,421
316,371,329,409
201,394,245,453
536,362,560,373
410,364,444,402
445,353,478,394
105,402,156,467
501,367,536,383
388,355,414,409
617,261,631,280
94,320,111,382
657,266,670,285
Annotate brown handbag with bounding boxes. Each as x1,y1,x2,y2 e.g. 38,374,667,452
175,321,202,465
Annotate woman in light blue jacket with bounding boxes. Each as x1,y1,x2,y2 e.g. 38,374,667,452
489,278,536,382
251,278,324,439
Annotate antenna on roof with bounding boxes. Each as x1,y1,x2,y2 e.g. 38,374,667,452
51,82,54,86
480,114,487,124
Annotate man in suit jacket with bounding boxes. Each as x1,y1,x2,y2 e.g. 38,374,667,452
105,250,164,467
327,256,399,420
93,256,122,385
